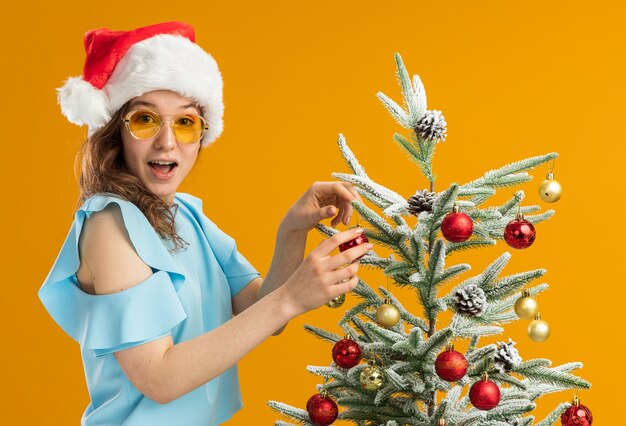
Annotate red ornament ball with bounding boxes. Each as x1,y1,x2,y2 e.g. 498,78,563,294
306,393,338,426
435,348,468,382
561,399,593,426
332,338,363,369
469,378,501,410
338,232,370,261
504,216,536,249
441,207,474,243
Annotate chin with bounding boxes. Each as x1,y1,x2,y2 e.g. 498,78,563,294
135,168,183,202
144,183,177,202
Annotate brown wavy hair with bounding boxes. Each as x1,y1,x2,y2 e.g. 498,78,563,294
74,100,203,252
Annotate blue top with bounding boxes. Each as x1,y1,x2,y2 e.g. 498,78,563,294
38,192,260,426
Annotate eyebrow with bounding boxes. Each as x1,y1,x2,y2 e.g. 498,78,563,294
128,100,198,110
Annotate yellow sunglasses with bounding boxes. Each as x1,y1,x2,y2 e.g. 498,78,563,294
122,109,209,144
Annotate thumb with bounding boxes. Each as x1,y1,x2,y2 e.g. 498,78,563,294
323,206,337,218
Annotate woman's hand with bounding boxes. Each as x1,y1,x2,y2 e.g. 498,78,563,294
281,181,363,233
279,227,372,317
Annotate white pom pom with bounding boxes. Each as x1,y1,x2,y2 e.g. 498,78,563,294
56,76,111,130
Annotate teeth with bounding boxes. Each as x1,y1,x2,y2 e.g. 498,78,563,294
150,160,176,165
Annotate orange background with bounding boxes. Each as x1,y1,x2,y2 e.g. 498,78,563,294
1,0,621,424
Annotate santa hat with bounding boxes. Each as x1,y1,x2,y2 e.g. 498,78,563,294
56,21,223,147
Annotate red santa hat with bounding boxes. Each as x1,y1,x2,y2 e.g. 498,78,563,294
56,21,223,147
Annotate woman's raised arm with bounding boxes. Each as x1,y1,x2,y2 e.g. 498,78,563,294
79,203,370,404
237,181,362,311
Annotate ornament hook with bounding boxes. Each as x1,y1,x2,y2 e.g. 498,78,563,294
320,376,329,398
369,354,384,366
516,203,525,220
549,158,556,173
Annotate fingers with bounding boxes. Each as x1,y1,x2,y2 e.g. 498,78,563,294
331,199,350,228
314,227,366,257
324,206,338,220
335,183,361,226
327,261,360,284
325,183,353,227
329,275,359,300
338,182,363,226
340,182,362,203
328,239,372,270
313,181,362,227
321,181,355,201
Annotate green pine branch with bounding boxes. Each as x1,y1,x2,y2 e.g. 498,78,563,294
303,325,342,344
393,133,436,186
271,54,591,425
535,402,570,426
267,401,313,425
522,366,591,389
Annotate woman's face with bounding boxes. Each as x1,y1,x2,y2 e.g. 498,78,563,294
121,90,202,205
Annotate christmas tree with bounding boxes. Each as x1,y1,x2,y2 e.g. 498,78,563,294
268,54,591,426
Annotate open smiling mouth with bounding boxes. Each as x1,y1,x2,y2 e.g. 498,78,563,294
148,161,178,178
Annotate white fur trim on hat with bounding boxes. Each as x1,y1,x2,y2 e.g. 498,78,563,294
57,76,111,131
57,34,223,147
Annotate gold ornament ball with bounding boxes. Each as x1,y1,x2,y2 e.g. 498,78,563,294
514,294,539,320
327,293,346,308
528,316,551,342
538,173,562,203
375,301,401,328
360,364,386,390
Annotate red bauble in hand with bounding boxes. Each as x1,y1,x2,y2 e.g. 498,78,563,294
332,337,363,369
306,392,338,426
561,396,593,426
441,205,473,243
435,345,468,382
504,213,536,249
469,375,501,410
338,231,370,261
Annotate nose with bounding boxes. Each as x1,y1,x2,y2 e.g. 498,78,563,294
154,120,177,150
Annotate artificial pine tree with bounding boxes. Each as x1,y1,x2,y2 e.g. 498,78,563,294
268,53,591,426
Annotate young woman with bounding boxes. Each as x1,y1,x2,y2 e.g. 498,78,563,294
38,21,370,425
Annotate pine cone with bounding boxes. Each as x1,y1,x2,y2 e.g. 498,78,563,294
407,189,435,216
453,284,487,316
493,338,523,374
414,110,447,142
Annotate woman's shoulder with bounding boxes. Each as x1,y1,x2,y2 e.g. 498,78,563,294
39,193,188,351
174,192,224,232
76,193,158,237
80,192,204,219
174,192,215,227
173,192,241,261
77,202,151,296
174,192,203,212
78,192,141,216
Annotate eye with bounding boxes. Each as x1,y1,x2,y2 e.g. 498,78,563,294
177,115,198,127
136,113,156,124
